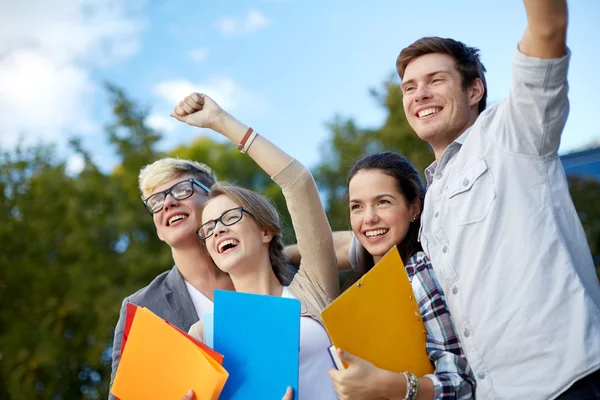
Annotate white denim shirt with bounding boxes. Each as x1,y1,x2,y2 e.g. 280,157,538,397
420,47,600,400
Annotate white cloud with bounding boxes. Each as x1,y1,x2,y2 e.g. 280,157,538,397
0,0,144,149
152,76,250,113
245,10,270,31
216,10,270,37
66,153,85,176
148,76,269,151
146,114,179,134
187,48,209,64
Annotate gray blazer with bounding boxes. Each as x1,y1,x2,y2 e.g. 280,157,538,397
108,266,199,399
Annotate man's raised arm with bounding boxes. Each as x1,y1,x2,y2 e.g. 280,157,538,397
520,0,568,59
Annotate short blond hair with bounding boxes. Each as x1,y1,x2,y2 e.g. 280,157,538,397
138,158,216,199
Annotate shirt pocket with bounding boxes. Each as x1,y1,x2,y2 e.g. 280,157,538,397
444,157,496,226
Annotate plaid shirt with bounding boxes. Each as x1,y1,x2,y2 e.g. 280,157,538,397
405,251,475,399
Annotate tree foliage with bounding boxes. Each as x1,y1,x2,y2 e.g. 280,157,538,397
568,175,600,277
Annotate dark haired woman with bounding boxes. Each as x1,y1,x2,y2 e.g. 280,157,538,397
328,152,475,400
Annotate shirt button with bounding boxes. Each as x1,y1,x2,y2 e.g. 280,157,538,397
477,372,485,380
434,211,439,218
463,178,469,186
436,173,443,179
464,329,470,337
452,287,458,295
442,245,448,253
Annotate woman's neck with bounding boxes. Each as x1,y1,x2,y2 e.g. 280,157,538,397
230,252,284,296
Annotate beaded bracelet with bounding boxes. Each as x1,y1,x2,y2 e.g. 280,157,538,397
402,372,419,400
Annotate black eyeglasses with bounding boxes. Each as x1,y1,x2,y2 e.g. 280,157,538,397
143,179,210,214
196,206,253,241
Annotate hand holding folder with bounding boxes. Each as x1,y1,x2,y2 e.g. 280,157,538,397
111,304,228,400
321,246,434,377
213,290,301,400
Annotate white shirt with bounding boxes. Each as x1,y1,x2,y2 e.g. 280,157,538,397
184,281,214,319
282,287,338,400
420,47,600,400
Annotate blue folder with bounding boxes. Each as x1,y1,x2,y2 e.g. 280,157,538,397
213,290,301,400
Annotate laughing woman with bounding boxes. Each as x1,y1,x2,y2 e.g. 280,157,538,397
172,93,339,400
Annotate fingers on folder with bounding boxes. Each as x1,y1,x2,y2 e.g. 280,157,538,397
281,386,294,400
181,389,195,399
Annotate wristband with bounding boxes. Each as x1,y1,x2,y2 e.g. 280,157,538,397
237,127,257,153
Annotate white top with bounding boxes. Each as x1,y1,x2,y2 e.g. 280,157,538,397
282,287,337,400
184,281,214,319
420,47,600,400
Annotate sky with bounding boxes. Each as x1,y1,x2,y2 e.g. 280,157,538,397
1,0,599,175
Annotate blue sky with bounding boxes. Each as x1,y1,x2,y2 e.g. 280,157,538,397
1,0,599,174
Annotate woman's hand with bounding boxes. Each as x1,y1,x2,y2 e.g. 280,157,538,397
328,349,405,400
181,385,293,399
181,389,194,399
171,93,227,132
281,386,294,400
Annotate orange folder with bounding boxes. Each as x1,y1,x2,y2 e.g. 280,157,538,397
111,306,228,400
119,303,223,365
321,246,434,377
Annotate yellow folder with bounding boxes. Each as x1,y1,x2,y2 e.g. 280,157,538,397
111,307,229,400
321,246,434,377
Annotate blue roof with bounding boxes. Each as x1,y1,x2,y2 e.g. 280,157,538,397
560,147,600,179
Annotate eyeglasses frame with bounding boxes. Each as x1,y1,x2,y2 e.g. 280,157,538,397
196,206,253,242
143,178,211,215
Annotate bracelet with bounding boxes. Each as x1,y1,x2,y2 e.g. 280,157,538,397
242,130,258,154
402,372,419,400
237,127,258,154
402,372,410,400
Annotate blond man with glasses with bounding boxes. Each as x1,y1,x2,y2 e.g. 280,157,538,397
108,158,234,399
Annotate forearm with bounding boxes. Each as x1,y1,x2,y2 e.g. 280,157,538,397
376,370,434,400
282,244,300,265
521,0,567,58
333,231,353,271
275,161,339,297
283,231,354,271
212,112,293,178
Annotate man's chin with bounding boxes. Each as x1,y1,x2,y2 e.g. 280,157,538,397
167,233,201,249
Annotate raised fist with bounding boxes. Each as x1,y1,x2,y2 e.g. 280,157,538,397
170,93,225,130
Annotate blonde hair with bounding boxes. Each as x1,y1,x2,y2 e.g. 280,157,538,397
138,158,216,199
206,183,295,285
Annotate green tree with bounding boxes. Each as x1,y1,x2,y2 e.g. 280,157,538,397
314,77,434,232
0,85,167,399
568,176,600,278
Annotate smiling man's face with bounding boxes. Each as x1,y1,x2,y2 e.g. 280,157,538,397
150,173,208,248
401,52,474,152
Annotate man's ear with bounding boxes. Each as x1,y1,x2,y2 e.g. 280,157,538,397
468,78,485,108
